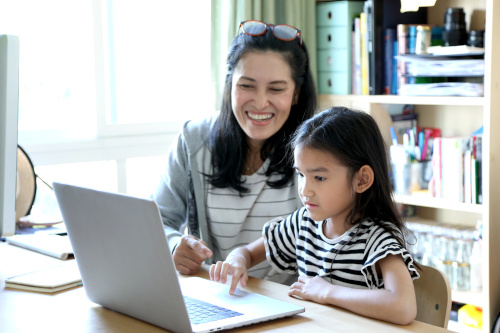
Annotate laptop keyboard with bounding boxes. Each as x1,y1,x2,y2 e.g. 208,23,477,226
184,296,243,325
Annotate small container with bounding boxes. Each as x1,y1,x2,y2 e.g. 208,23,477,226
415,25,432,54
391,161,432,195
467,30,484,48
409,26,417,54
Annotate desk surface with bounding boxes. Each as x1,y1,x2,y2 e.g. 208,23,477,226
0,242,453,333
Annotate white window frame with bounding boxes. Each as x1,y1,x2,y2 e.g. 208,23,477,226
20,0,199,193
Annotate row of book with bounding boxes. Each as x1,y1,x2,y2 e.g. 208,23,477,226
388,108,483,204
431,134,483,204
351,0,428,95
351,0,484,96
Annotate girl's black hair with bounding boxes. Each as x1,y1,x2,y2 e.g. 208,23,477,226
290,107,414,252
207,27,317,194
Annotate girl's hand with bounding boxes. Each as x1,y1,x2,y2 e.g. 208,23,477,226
288,275,331,304
209,255,249,295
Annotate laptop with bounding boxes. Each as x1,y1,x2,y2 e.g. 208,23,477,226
52,182,304,333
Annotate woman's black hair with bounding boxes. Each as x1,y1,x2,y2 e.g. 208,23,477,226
207,26,317,194
290,107,414,252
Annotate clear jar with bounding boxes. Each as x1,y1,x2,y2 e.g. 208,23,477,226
453,231,472,290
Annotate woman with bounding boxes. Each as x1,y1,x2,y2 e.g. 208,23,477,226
152,20,317,284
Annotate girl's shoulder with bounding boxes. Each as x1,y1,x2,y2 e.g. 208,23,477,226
356,219,401,239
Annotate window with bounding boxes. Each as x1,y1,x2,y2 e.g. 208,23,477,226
0,0,212,199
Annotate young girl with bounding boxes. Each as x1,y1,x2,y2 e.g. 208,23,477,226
209,107,420,325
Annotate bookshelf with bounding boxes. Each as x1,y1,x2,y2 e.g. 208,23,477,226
316,0,500,331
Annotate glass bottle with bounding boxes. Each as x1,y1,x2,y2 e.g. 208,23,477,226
470,230,483,291
453,231,472,290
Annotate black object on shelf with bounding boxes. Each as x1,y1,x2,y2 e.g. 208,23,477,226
442,8,467,46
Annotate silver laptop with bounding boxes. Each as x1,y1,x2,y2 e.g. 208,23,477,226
52,182,304,333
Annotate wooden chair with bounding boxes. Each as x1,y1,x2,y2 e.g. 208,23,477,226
413,264,452,328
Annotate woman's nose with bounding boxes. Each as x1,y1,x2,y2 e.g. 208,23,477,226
253,89,270,110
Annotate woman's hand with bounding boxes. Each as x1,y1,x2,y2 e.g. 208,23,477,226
209,254,249,295
288,275,331,304
172,235,213,275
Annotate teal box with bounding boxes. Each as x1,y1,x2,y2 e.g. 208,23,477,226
318,49,348,72
317,1,365,28
316,1,364,95
318,72,349,95
317,26,350,50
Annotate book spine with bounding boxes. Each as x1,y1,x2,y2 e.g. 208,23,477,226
440,137,466,203
431,137,442,198
474,135,483,204
464,148,472,204
384,28,396,95
397,24,410,94
353,17,362,95
391,40,398,94
360,12,369,95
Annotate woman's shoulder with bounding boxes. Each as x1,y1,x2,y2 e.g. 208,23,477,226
180,112,220,150
182,112,219,137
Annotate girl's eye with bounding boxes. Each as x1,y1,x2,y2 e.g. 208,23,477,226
295,170,304,178
239,84,253,89
315,176,326,181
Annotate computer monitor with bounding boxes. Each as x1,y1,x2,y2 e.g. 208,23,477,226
0,34,20,238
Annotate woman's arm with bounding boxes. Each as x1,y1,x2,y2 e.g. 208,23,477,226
289,254,417,325
153,127,213,275
210,238,267,294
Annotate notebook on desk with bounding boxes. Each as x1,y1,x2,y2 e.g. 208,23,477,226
52,182,304,333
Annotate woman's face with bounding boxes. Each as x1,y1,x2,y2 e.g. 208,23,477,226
231,51,297,150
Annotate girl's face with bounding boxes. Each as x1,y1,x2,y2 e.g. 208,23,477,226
231,51,297,150
294,146,355,225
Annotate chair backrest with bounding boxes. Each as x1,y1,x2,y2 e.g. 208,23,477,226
413,264,452,328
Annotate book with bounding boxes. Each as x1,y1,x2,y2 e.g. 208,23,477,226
440,137,466,203
6,233,74,260
384,28,396,94
391,39,398,94
473,135,483,204
397,24,410,93
5,261,82,293
464,148,472,204
360,12,369,95
365,0,427,95
353,17,362,95
431,137,442,198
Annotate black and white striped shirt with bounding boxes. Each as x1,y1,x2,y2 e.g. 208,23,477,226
263,207,419,289
206,159,300,283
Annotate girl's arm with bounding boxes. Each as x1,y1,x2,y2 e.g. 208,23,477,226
209,237,267,294
289,254,417,325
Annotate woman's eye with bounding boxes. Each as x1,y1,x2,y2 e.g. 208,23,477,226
270,88,285,92
295,170,304,178
315,176,326,181
240,84,253,89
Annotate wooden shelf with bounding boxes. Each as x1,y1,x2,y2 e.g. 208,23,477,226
394,194,483,214
453,290,484,308
319,94,484,107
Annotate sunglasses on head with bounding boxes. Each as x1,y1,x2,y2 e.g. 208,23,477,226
238,20,302,46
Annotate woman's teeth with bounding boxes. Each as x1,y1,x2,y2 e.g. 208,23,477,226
248,112,273,121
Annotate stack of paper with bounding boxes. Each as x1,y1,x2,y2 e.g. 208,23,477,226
5,261,82,293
